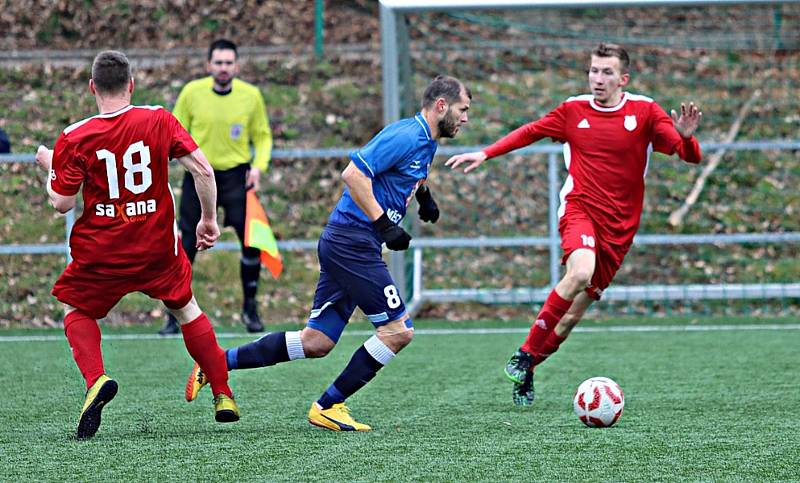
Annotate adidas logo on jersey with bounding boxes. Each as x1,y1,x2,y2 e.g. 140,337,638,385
577,119,590,128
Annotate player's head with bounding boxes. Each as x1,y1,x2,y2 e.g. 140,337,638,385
90,50,133,98
588,43,630,106
421,75,471,139
207,39,239,89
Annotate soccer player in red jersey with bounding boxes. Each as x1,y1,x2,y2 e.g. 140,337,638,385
446,43,703,406
35,51,239,439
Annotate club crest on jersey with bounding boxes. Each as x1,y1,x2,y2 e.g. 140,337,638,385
230,124,243,140
624,115,637,131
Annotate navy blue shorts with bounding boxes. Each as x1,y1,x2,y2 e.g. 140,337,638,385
307,223,412,342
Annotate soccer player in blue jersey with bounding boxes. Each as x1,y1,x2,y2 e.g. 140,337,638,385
184,75,471,431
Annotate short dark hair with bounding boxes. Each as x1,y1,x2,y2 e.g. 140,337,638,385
91,50,132,95
592,43,630,73
208,39,238,60
421,75,471,109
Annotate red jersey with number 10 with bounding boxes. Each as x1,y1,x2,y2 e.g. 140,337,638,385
50,105,198,275
483,92,702,244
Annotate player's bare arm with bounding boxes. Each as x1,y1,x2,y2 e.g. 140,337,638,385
36,145,76,213
341,161,383,221
445,150,487,173
177,148,220,250
670,102,703,139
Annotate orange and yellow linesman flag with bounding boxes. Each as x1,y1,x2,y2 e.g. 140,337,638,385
244,190,283,279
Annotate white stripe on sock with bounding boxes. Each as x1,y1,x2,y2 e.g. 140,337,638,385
285,330,305,360
364,335,395,366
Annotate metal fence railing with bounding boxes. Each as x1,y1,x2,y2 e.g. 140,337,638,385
3,141,800,315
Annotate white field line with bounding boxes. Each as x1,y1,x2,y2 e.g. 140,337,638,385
1,324,799,343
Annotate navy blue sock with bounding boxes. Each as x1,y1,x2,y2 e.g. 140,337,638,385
226,332,289,370
317,345,384,409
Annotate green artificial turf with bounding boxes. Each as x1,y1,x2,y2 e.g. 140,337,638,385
0,318,798,481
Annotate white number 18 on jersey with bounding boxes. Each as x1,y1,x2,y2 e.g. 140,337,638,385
96,140,152,199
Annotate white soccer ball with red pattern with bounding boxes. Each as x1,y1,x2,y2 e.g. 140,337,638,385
573,377,625,428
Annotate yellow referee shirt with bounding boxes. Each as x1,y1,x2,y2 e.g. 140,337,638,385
173,77,272,172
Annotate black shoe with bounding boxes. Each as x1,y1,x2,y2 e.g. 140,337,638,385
77,375,118,440
241,310,264,332
504,349,534,384
512,370,535,406
158,313,180,335
241,300,264,333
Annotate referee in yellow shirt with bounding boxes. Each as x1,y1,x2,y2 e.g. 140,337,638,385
160,39,272,334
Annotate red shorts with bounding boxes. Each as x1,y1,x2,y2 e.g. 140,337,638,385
52,247,194,320
559,203,632,300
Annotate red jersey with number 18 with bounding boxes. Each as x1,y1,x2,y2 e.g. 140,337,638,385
50,105,197,275
483,92,702,245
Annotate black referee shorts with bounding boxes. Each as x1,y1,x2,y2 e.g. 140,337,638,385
179,163,249,248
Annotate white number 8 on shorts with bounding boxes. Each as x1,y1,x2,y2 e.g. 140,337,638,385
383,285,401,309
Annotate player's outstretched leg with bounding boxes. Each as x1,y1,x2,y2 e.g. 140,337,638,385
512,290,572,379
179,312,239,422
77,374,118,440
62,309,116,439
185,330,306,402
307,335,399,432
307,340,389,431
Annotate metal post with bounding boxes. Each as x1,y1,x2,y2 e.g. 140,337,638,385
406,247,424,315
380,3,401,125
396,13,414,118
380,3,408,297
314,0,325,60
773,5,784,50
547,153,560,286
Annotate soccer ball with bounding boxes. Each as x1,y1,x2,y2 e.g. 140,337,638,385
573,377,625,428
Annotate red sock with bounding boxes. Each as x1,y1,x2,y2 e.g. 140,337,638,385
64,310,105,389
180,313,232,398
520,290,572,356
533,331,567,367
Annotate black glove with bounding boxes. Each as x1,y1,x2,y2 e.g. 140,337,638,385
416,185,440,223
373,213,412,251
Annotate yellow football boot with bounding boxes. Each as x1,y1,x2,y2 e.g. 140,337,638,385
307,402,371,432
185,362,208,402
77,374,118,440
213,394,240,423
